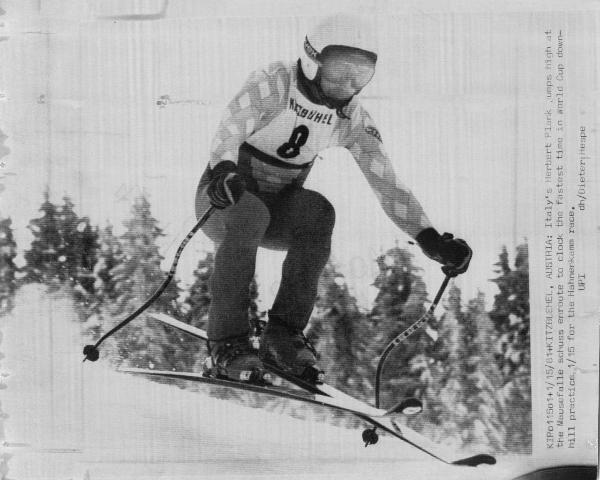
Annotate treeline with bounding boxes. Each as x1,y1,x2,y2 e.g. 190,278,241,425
308,244,530,454
0,193,531,454
1,193,218,372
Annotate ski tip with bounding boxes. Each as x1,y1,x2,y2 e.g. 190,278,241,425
385,397,423,416
452,453,497,467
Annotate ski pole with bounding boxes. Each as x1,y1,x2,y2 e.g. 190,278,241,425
82,205,216,362
374,274,451,408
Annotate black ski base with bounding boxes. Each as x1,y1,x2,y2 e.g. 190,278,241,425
452,454,497,466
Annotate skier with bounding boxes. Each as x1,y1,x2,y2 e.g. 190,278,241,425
195,14,472,384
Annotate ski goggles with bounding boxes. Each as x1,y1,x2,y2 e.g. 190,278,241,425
319,48,376,90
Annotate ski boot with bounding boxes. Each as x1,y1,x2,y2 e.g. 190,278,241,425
204,335,271,385
258,313,324,384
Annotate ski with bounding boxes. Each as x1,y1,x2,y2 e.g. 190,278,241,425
121,367,404,418
147,312,496,467
122,366,495,467
261,361,423,416
149,312,420,414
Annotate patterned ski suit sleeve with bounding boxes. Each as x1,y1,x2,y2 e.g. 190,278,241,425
210,62,290,168
344,108,433,239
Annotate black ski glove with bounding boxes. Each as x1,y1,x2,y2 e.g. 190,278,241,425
206,161,246,209
416,227,472,277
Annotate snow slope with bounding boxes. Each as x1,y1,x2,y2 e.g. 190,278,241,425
0,285,532,479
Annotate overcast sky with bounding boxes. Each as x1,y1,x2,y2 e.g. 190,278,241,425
0,1,594,311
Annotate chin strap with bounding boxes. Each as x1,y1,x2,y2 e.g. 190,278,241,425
334,106,351,119
296,59,353,119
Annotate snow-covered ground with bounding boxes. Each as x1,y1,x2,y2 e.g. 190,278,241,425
0,285,548,480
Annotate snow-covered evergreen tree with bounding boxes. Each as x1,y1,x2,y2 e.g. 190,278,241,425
58,196,98,293
23,193,99,302
408,286,470,447
412,284,514,454
181,251,214,371
0,217,18,313
183,252,214,328
82,224,123,345
364,246,429,408
462,293,507,453
490,244,530,378
307,261,364,394
23,191,62,286
108,196,182,370
92,224,122,304
55,196,99,303
489,242,531,453
415,284,467,448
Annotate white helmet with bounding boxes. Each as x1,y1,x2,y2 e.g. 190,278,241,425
301,14,378,82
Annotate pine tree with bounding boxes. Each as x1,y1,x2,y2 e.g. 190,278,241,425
55,196,99,302
23,191,62,286
462,293,507,453
490,244,530,378
181,251,214,372
0,217,18,313
363,246,429,408
82,224,123,344
404,284,473,449
183,252,214,327
411,285,509,453
307,261,365,394
23,193,99,301
427,285,466,446
489,242,531,453
93,225,122,303
108,196,182,370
